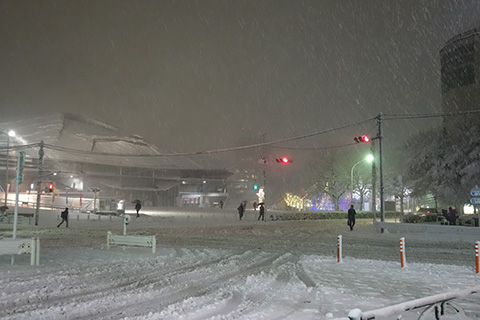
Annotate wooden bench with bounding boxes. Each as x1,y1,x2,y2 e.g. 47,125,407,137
106,231,156,253
0,238,40,265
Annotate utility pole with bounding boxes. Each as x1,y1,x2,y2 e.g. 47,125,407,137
377,113,385,224
262,133,267,204
371,140,377,221
34,141,44,226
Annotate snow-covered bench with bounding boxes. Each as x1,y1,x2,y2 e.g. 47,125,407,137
106,231,156,253
0,238,40,266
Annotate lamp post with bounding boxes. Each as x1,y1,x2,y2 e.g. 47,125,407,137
3,130,15,207
350,154,374,207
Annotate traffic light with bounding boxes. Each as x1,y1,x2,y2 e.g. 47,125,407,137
48,183,54,192
253,184,259,190
275,157,292,164
354,135,370,143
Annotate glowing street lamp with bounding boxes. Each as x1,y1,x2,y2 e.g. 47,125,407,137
3,130,15,207
350,154,374,206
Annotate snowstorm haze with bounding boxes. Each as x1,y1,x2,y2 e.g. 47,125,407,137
1,1,479,193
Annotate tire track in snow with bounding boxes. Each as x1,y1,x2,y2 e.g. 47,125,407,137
69,231,314,319
0,250,248,319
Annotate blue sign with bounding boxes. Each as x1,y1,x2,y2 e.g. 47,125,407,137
470,198,480,204
471,189,480,197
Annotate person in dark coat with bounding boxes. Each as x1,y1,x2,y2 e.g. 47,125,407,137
237,203,244,220
257,203,265,221
447,207,457,225
57,207,69,228
135,201,142,218
347,205,356,231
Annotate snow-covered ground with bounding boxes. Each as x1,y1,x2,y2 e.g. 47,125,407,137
1,208,479,320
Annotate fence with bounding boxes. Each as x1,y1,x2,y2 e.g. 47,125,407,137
335,284,480,320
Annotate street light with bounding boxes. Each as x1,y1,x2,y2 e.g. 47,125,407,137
350,154,374,207
3,130,15,207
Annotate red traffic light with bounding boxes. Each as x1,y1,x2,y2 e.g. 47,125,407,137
48,184,54,192
276,157,292,164
354,135,370,143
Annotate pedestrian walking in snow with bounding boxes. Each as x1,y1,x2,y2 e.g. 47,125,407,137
237,203,244,220
347,205,356,231
257,203,265,221
57,207,69,228
447,207,457,225
135,201,142,218
253,201,257,211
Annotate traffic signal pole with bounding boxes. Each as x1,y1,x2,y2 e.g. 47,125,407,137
262,133,266,204
377,113,385,225
34,141,44,226
371,140,377,221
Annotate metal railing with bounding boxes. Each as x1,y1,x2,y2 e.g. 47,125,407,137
336,285,480,320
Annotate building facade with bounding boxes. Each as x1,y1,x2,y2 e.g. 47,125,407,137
440,28,480,114
0,113,232,211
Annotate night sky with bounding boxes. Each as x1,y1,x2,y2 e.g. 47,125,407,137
1,1,479,192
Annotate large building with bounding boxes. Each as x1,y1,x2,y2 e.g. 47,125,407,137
440,28,480,114
0,113,232,211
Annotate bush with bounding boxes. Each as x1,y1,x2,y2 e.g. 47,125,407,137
400,213,443,223
270,210,398,221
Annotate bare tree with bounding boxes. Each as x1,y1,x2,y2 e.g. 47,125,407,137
309,154,349,211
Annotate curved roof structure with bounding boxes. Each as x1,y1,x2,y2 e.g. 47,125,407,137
0,113,214,170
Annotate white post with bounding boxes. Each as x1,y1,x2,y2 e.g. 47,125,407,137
123,214,130,236
30,238,40,266
400,237,406,268
107,231,111,250
36,238,40,266
476,241,479,274
30,238,35,266
337,235,343,263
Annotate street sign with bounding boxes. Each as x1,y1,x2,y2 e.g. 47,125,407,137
470,198,480,204
471,189,480,197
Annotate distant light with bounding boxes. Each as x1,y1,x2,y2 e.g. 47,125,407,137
7,130,15,137
182,181,186,184
70,175,73,178
30,183,35,190
53,172,57,176
203,180,207,184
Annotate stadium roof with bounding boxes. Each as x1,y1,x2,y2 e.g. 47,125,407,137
0,113,225,171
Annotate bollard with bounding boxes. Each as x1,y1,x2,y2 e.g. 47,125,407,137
98,214,101,220
400,237,406,268
30,238,40,266
87,214,90,220
337,235,343,263
476,241,479,274
77,214,79,221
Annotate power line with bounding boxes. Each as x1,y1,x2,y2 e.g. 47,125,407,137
6,110,475,158
42,117,377,157
383,109,480,120
267,142,357,150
